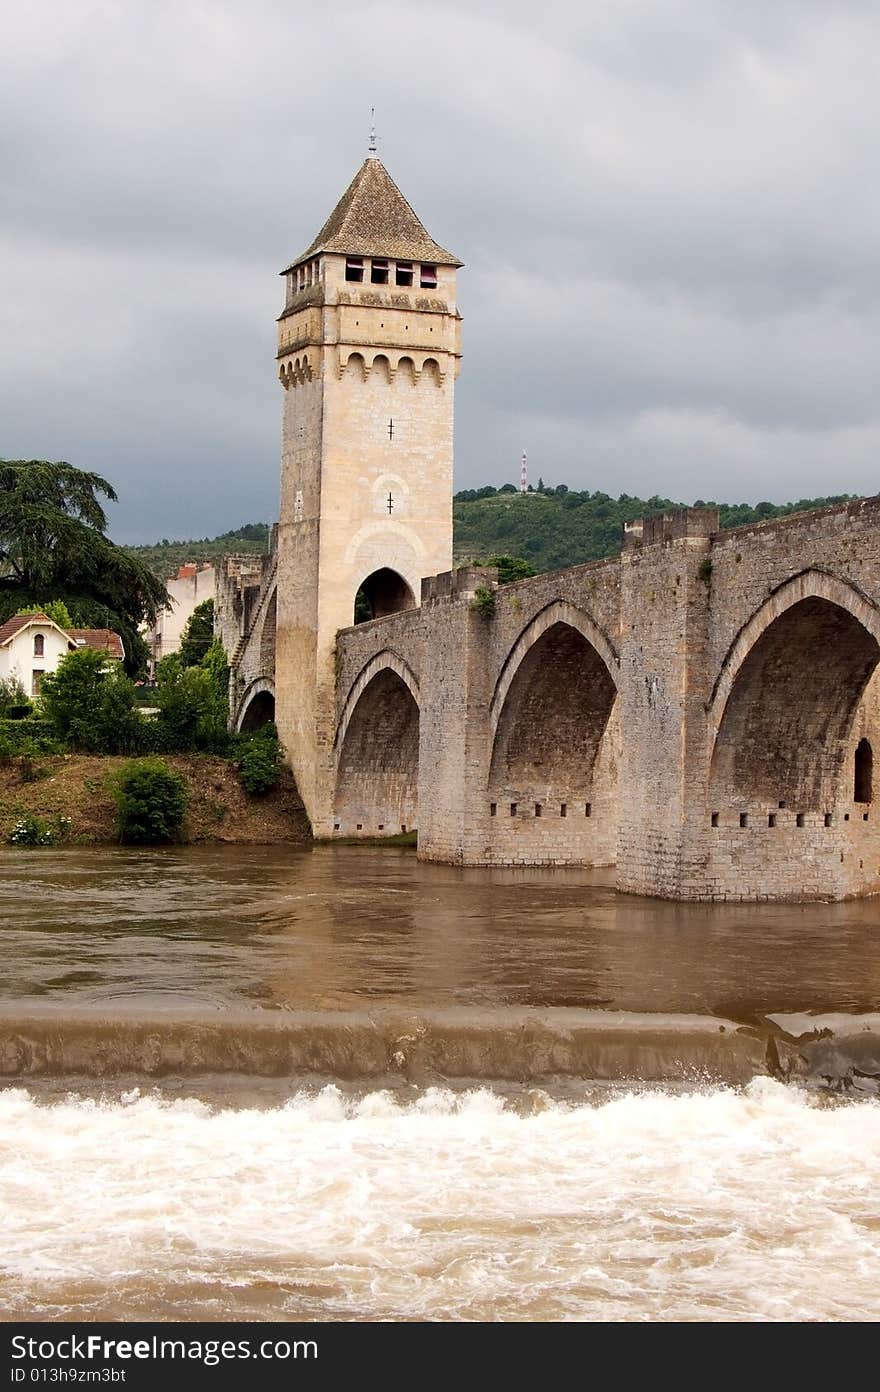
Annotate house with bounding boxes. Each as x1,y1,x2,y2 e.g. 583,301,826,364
66,629,126,661
143,562,215,670
0,614,75,697
0,614,125,697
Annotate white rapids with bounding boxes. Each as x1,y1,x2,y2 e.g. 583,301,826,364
1,1080,879,1322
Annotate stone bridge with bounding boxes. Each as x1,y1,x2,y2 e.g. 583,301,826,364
225,498,880,902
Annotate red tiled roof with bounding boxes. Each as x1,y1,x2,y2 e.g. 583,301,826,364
0,613,56,645
66,629,125,660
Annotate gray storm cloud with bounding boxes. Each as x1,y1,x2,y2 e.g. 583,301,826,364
2,0,879,540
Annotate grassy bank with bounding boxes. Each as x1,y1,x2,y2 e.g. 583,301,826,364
0,753,311,847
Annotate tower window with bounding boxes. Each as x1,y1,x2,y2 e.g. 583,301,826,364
33,634,44,657
395,261,414,287
345,257,364,283
855,738,873,804
371,258,389,285
420,264,437,289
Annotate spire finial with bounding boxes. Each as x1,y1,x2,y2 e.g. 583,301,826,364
368,108,378,156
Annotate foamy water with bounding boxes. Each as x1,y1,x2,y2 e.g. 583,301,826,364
2,1080,879,1322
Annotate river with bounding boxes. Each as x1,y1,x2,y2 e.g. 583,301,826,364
1,844,879,1321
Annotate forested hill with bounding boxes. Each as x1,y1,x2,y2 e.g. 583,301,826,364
451,487,857,572
125,523,270,579
125,491,858,579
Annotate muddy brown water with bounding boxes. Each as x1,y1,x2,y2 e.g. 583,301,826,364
2,845,879,1321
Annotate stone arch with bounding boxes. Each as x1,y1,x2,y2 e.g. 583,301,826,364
709,571,880,811
489,600,619,736
334,657,420,836
236,677,276,734
709,570,880,732
354,567,416,623
370,353,392,381
421,357,442,385
335,650,420,754
396,355,416,384
487,607,620,863
343,351,366,380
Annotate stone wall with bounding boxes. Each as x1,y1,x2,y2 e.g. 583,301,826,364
235,494,880,901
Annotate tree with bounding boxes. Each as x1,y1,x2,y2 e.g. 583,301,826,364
0,459,167,677
153,640,229,751
19,600,74,628
178,598,215,667
486,554,537,584
40,647,141,753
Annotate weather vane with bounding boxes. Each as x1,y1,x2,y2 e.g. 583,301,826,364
368,107,378,155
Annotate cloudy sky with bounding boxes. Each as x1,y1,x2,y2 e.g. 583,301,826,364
3,1,879,542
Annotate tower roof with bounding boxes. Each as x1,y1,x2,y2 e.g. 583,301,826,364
284,158,462,272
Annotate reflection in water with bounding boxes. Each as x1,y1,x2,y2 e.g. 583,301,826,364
2,846,880,1322
0,844,879,1020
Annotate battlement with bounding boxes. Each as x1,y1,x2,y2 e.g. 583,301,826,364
624,506,720,547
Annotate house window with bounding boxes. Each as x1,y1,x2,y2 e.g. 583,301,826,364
31,670,43,696
855,738,873,803
420,264,437,289
345,257,364,283
371,258,389,285
395,261,414,287
33,634,44,657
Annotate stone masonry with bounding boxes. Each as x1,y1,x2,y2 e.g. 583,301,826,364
223,156,880,901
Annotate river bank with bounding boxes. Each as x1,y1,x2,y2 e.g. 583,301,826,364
0,753,311,845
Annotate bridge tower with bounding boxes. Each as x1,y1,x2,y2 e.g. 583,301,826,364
274,155,462,831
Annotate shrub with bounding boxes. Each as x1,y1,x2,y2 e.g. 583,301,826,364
236,727,282,796
0,719,64,760
470,586,496,618
41,648,142,753
0,676,32,720
113,759,188,844
7,814,71,847
153,643,229,753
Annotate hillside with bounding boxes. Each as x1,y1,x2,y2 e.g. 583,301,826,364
125,524,270,579
125,491,859,580
452,487,858,572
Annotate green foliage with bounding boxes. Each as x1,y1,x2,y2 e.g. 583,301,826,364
40,648,142,754
470,586,497,618
0,459,167,677
698,557,713,585
19,600,74,628
235,725,282,796
0,676,32,720
153,639,229,752
7,813,72,847
353,588,373,624
0,718,62,760
453,488,858,574
486,555,537,584
125,523,270,580
178,598,215,667
113,759,188,844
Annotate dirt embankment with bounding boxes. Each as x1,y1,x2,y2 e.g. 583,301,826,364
0,754,311,846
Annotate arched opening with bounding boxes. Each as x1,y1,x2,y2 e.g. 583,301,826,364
489,621,618,864
335,668,419,835
855,738,873,804
711,597,880,812
354,568,415,624
240,689,276,733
